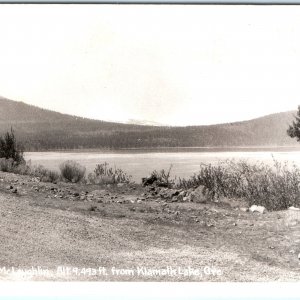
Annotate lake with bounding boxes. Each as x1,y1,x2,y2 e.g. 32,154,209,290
24,148,300,183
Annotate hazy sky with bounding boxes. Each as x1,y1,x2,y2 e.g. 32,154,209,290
0,5,300,126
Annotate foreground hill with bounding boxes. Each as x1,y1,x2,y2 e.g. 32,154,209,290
0,96,298,150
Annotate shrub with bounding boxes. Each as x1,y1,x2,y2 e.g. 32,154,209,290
31,165,60,183
0,158,60,183
177,159,300,211
88,162,131,184
144,165,174,187
0,129,24,165
14,162,32,175
0,158,16,172
59,160,86,183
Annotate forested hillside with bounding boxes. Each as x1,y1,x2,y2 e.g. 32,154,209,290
0,96,298,150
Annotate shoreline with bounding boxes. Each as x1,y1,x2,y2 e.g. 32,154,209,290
23,145,300,154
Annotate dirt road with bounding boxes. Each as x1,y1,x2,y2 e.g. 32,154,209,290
0,172,299,281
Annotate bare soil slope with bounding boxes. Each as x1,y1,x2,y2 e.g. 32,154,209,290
0,172,299,281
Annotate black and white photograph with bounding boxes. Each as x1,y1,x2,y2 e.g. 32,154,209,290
0,4,300,283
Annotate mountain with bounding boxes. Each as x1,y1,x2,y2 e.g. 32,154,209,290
0,96,298,150
126,119,167,126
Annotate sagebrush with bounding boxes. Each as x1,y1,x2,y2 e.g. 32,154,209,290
177,158,300,210
88,162,131,184
0,158,60,183
59,160,86,183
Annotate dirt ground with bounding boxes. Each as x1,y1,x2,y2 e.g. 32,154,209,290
0,171,299,281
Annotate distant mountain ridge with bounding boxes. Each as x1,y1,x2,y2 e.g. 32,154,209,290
0,96,298,150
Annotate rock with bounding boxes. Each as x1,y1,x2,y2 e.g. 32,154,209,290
189,186,207,203
12,188,17,194
288,206,300,211
159,188,180,199
6,185,13,190
117,183,125,187
147,186,156,192
137,200,142,204
73,192,80,197
240,207,249,212
183,196,189,202
249,205,266,214
176,194,183,202
179,190,186,197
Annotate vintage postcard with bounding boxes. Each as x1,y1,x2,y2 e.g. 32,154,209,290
0,5,299,295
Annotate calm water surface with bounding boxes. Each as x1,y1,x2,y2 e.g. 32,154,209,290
24,149,300,183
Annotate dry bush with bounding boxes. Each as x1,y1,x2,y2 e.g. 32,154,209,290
88,162,131,184
177,159,300,211
31,165,60,183
59,160,86,183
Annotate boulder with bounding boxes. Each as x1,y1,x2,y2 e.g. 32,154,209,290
189,186,207,203
159,188,180,199
176,191,186,202
249,205,266,214
240,207,249,212
288,206,300,211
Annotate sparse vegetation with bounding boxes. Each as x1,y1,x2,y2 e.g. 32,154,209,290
0,158,17,173
177,159,300,210
143,165,174,187
59,160,86,183
0,128,299,211
30,164,60,183
87,162,132,184
0,158,59,183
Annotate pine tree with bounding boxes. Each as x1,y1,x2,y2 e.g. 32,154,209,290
0,128,24,164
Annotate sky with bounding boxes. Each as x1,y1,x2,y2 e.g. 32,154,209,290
0,5,300,126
